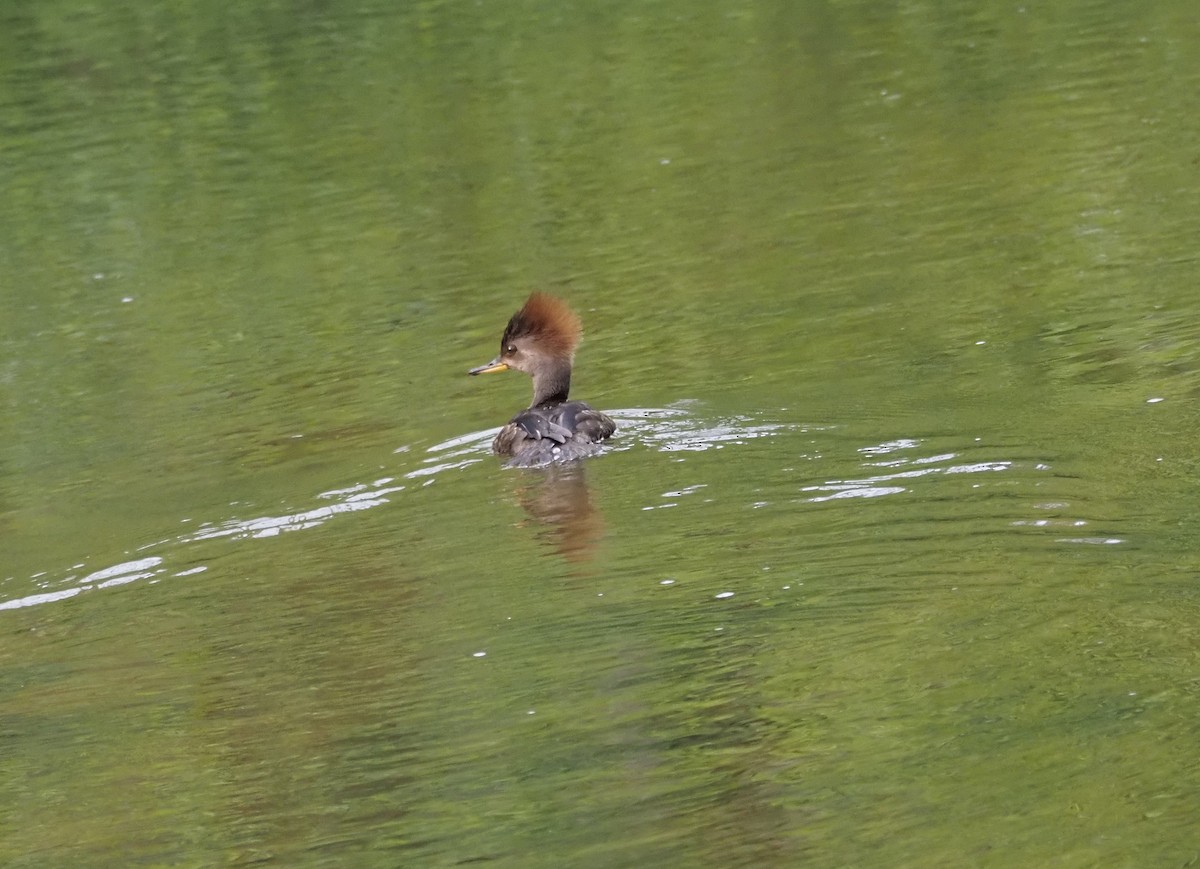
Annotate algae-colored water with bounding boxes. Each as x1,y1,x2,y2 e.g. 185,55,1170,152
4,2,1200,866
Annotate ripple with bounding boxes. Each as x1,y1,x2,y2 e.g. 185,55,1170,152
611,407,795,453
802,451,1014,503
0,556,164,611
2,405,790,612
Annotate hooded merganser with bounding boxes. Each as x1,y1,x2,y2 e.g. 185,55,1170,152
469,293,616,465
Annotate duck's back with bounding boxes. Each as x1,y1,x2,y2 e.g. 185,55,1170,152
494,400,616,467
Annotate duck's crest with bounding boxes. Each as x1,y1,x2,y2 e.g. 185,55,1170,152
502,292,583,357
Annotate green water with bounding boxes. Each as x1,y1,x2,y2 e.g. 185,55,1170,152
4,1,1200,866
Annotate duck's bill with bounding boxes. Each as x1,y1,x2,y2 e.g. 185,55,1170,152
469,358,509,375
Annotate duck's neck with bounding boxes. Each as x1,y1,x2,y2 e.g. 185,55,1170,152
531,359,571,407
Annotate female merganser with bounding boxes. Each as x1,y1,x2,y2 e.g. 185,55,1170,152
469,293,616,465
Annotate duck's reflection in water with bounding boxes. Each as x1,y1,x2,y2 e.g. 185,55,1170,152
510,463,604,563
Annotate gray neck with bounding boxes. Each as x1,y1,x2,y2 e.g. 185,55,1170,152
531,360,571,407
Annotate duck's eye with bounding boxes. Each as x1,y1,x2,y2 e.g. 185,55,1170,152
505,344,517,355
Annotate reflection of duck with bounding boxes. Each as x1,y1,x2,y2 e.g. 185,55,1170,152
469,293,616,466
514,464,605,563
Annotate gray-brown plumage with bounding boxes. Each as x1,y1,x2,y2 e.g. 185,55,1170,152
469,293,616,466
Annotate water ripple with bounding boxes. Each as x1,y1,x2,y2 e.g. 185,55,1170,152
1,406,789,612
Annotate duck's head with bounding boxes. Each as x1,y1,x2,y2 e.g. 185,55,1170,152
470,293,582,404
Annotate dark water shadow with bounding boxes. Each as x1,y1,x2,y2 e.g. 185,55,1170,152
510,463,605,564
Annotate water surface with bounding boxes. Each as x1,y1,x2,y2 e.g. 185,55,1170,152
4,1,1200,866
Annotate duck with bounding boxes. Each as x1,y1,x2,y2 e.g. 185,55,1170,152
469,293,616,466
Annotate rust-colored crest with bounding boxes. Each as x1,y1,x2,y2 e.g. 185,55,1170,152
501,292,583,356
